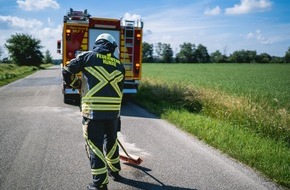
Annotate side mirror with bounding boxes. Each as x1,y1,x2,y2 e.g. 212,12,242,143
57,40,61,54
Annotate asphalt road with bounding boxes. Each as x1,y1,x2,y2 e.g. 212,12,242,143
0,65,282,190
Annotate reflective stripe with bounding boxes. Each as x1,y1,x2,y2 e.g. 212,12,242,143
82,96,122,104
70,74,79,88
87,140,106,164
82,104,121,111
91,167,107,175
87,139,109,185
106,139,118,159
106,158,120,172
110,74,124,98
106,140,120,172
106,157,120,165
83,66,123,112
85,67,107,97
102,174,109,185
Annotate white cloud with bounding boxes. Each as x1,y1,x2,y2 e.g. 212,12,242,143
33,25,62,56
245,30,271,44
121,12,142,27
123,12,141,20
47,17,54,26
225,0,272,15
0,15,43,29
17,0,60,11
204,6,221,16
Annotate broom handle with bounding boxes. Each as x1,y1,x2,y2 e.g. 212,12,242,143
117,139,132,158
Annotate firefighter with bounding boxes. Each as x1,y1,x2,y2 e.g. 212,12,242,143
62,33,125,190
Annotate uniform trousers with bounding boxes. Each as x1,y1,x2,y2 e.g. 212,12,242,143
82,117,121,187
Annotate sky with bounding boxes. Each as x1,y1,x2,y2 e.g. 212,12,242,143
0,0,290,59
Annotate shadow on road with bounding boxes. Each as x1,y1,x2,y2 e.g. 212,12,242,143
121,101,157,119
120,163,198,190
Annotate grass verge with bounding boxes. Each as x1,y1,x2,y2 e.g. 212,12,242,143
135,78,290,189
0,63,53,87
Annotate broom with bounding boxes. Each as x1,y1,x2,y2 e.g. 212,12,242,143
117,139,142,165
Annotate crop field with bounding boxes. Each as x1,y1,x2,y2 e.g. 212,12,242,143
141,63,290,111
135,63,290,188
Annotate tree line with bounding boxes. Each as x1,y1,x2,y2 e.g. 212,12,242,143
1,33,290,65
142,42,290,64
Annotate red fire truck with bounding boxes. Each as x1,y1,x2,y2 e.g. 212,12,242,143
57,9,143,103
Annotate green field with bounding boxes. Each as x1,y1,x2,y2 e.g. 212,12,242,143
135,63,290,188
142,64,290,110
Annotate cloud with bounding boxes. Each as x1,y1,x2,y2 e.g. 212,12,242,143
225,0,272,15
121,12,142,27
0,15,43,29
17,0,60,11
204,6,221,16
246,29,271,44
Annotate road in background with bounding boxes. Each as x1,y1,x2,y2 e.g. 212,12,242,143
0,66,281,190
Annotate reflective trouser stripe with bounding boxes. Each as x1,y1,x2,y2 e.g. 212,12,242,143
87,140,106,164
87,139,108,185
106,140,120,172
106,157,120,173
91,167,107,175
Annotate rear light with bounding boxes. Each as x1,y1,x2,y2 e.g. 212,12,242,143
135,63,140,74
136,33,141,41
66,29,71,40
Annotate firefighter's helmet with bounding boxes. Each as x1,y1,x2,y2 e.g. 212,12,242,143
95,33,117,48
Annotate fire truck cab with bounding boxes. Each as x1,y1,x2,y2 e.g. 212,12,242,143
57,9,143,103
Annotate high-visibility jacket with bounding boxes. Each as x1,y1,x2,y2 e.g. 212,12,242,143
63,43,125,120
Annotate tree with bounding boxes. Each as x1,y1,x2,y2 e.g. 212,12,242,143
284,47,290,63
162,43,173,63
210,50,227,63
229,49,257,63
142,42,154,63
176,42,196,63
256,53,271,63
155,42,173,63
5,33,43,66
43,49,53,64
195,44,210,63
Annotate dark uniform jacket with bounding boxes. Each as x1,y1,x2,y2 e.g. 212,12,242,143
62,41,125,120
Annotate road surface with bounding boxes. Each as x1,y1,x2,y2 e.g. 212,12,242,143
0,65,282,190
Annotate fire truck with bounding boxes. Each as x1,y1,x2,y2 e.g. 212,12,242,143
57,9,143,103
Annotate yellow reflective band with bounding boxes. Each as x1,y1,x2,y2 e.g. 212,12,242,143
82,104,121,111
70,75,79,88
85,67,107,97
105,139,120,172
106,160,120,172
95,66,122,81
102,174,109,185
106,140,118,159
84,66,123,99
87,140,106,164
110,75,124,98
106,156,120,165
91,167,107,175
82,96,121,104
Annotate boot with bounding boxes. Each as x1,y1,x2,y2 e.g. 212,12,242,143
108,171,122,181
87,183,108,190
